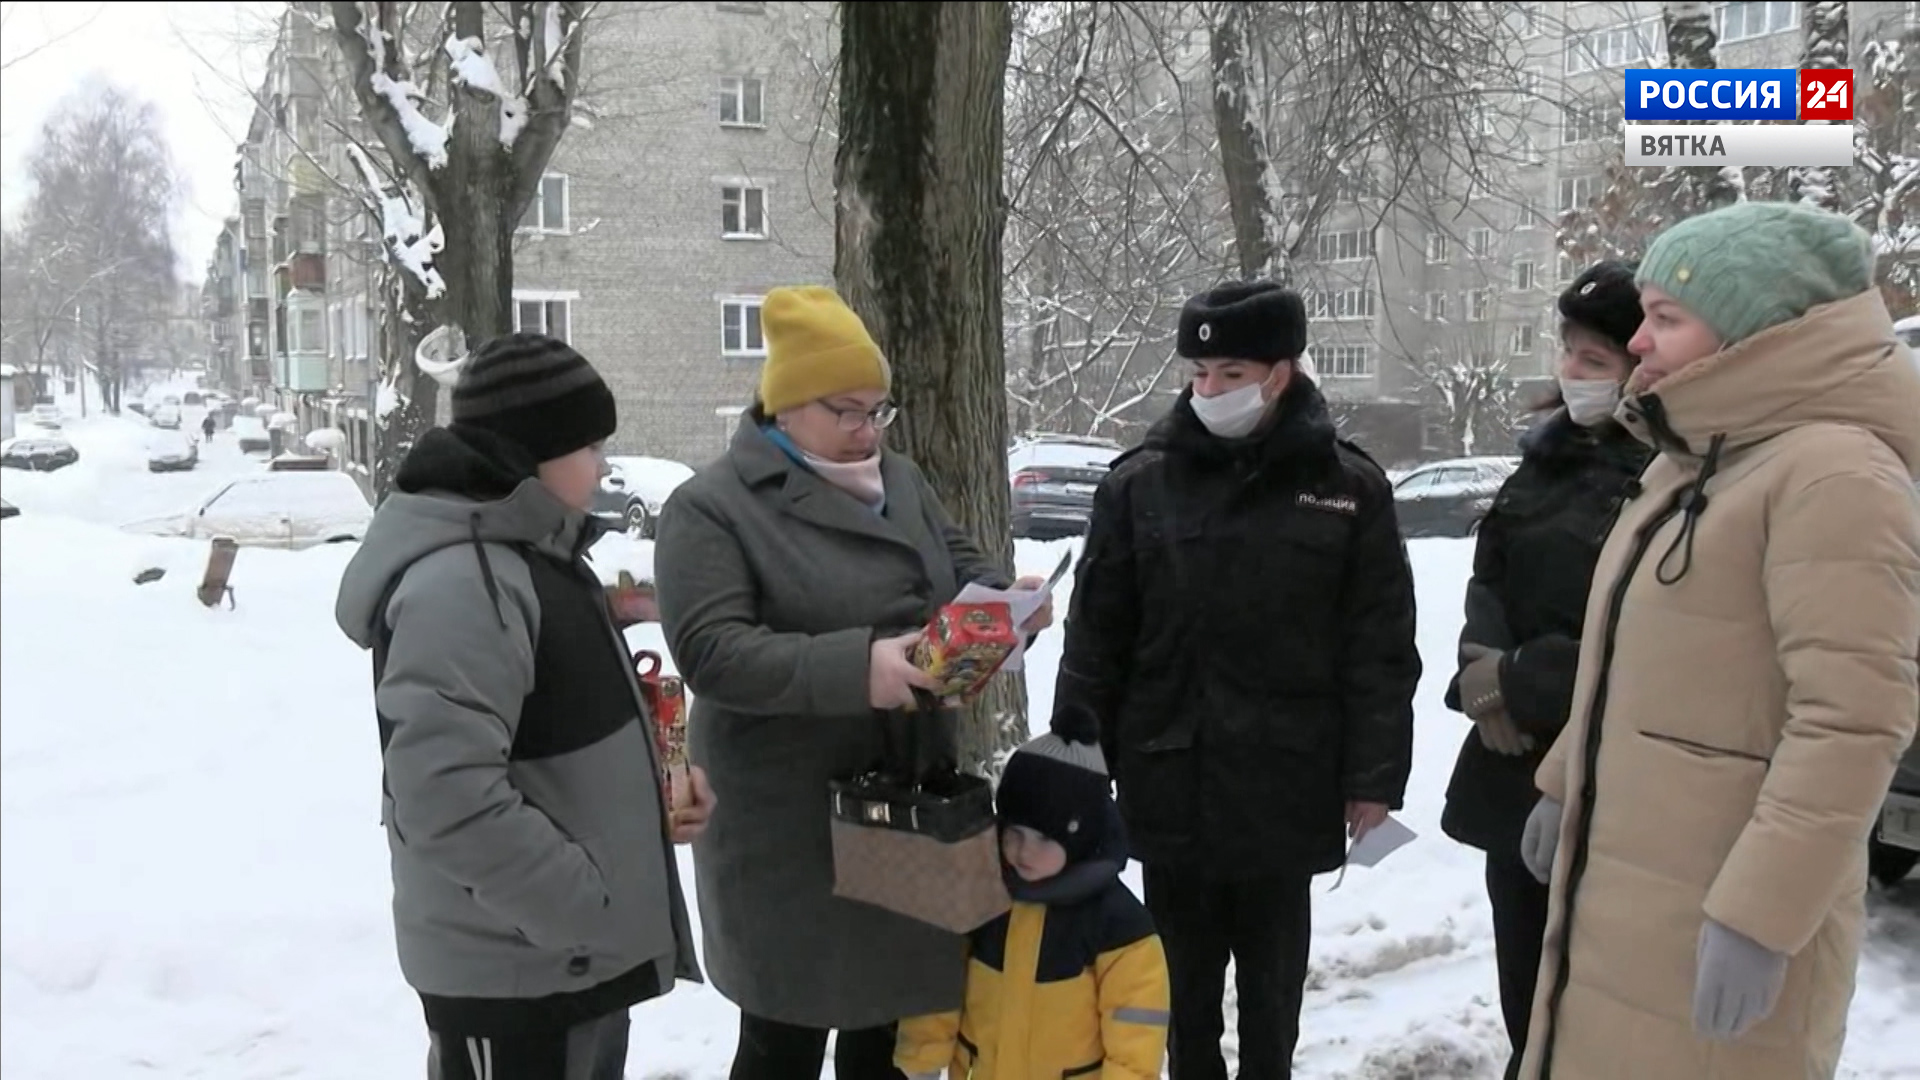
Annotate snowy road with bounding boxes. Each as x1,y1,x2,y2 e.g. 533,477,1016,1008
2,412,1916,1079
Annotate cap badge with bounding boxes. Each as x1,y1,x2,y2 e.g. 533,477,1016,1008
1579,281,1597,296
1067,818,1081,834
1676,267,1692,283
1197,323,1212,342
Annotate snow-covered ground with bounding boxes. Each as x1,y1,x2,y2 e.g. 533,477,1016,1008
3,413,1917,1079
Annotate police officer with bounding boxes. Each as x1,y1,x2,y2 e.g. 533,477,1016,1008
1053,281,1422,1080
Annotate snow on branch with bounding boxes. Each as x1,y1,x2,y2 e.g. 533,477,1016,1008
337,1,451,171
349,144,447,298
446,33,528,149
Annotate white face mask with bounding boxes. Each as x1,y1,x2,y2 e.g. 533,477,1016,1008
1559,377,1622,427
1189,382,1270,439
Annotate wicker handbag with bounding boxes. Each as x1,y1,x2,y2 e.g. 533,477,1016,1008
828,693,1012,935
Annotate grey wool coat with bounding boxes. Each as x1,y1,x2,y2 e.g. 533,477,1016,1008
652,415,1013,1030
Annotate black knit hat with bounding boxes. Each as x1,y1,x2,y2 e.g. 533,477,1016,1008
1558,261,1643,355
1178,281,1308,363
996,704,1113,864
451,333,618,463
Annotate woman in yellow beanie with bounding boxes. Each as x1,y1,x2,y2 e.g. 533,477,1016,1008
1517,202,1920,1080
653,285,1055,1080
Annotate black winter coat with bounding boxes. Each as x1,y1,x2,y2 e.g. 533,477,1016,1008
1054,382,1422,879
1440,409,1651,857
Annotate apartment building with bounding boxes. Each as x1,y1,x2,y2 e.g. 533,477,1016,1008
1295,0,1915,459
199,1,835,474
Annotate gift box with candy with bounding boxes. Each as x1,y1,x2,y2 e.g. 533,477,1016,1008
912,601,1019,703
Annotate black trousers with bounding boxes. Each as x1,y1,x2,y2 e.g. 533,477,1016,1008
427,1009,629,1080
1485,852,1552,1080
1143,866,1313,1080
729,1012,903,1080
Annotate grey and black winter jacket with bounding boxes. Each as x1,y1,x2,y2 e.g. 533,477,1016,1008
334,425,700,1036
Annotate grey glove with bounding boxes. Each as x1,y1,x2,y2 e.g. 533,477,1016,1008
1459,645,1533,756
1693,919,1788,1040
1520,796,1562,884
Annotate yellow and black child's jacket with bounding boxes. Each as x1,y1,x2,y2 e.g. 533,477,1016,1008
895,815,1169,1080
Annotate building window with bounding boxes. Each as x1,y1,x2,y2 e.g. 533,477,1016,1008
1557,251,1578,283
1511,323,1537,356
330,303,346,360
719,76,765,126
1425,233,1449,264
1319,345,1372,378
1469,228,1493,258
289,302,325,353
1306,288,1375,321
1314,227,1376,263
521,174,569,232
1716,1,1799,44
1559,175,1599,213
1424,291,1449,321
1468,289,1493,322
722,298,766,356
1513,261,1538,291
722,186,767,238
1561,99,1621,146
514,292,575,343
1565,18,1659,76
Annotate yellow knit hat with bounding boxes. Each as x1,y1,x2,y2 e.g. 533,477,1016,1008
757,286,891,416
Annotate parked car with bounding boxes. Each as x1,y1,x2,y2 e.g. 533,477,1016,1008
150,403,182,430
1,498,18,520
1894,313,1918,350
1390,456,1520,538
122,470,373,549
1,433,80,472
593,455,695,538
1008,434,1127,540
147,430,200,473
28,403,62,429
231,415,271,454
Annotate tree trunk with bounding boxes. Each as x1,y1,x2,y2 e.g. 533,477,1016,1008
1656,0,1742,210
1788,0,1849,210
438,1,517,345
834,0,1024,774
1209,0,1279,282
374,266,438,499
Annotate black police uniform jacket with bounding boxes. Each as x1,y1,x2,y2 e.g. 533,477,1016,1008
1054,381,1422,879
1440,408,1651,857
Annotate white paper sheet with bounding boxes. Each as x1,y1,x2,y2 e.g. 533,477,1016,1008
1345,814,1418,868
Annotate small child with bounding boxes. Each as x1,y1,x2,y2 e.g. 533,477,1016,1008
895,712,1170,1080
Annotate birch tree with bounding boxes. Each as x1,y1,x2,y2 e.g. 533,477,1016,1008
834,0,1025,769
1782,0,1849,211
1004,2,1221,439
326,0,589,487
1204,0,1534,286
11,82,177,413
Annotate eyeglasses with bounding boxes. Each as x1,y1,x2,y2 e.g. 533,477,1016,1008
819,400,899,432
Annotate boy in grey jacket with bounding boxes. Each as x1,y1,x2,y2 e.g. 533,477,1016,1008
335,332,712,1080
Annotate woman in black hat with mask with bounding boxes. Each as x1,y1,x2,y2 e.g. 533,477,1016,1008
1439,261,1652,1080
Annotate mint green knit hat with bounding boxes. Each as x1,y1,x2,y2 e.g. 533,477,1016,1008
1636,201,1875,345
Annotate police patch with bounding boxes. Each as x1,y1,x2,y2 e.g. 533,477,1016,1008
1297,492,1359,515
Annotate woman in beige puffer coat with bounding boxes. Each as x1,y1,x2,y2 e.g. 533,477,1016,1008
1518,201,1920,1080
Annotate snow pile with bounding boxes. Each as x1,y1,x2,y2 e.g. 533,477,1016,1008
1,426,1916,1077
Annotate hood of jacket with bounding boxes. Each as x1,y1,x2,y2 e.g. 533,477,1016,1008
334,423,608,648
1619,289,1920,478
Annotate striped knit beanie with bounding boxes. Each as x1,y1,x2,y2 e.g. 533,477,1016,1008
452,332,617,463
